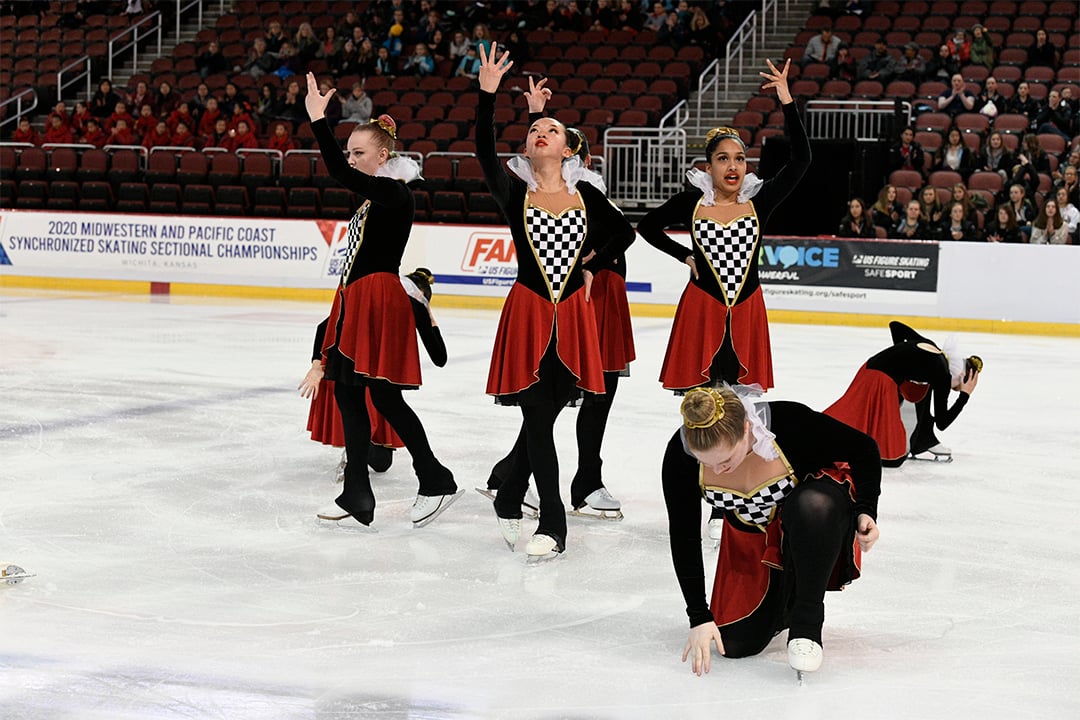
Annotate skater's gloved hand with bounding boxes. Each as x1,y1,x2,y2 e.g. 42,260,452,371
856,513,879,552
298,360,324,399
683,621,725,676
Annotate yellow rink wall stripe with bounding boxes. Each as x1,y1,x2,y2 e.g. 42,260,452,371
2,274,1077,338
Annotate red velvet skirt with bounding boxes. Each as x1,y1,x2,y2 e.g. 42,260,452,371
710,466,862,627
322,272,422,387
590,269,636,373
824,365,907,463
306,380,403,448
486,283,605,398
660,283,773,390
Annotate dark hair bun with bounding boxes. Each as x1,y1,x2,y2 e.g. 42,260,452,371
407,267,434,301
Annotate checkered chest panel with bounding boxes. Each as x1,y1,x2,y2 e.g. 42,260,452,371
703,475,797,528
340,201,371,283
526,206,586,301
694,215,759,304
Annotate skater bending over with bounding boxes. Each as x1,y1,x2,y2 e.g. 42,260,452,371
663,386,881,678
825,320,981,466
475,47,634,559
300,268,448,479
304,73,460,529
485,77,636,521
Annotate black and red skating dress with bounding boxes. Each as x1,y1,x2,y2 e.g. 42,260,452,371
637,102,810,391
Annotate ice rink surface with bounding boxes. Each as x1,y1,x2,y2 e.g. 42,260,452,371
1,288,1078,720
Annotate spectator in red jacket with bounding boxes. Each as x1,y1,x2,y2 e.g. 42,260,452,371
167,102,196,134
143,120,173,149
133,103,158,139
107,101,136,133
266,121,296,153
170,120,197,148
80,118,109,148
108,117,135,145
71,101,92,135
197,97,222,137
224,119,260,153
12,118,41,146
47,101,73,131
42,114,75,145
202,117,230,150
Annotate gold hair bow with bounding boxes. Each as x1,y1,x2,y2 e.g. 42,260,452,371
370,116,397,139
682,387,725,429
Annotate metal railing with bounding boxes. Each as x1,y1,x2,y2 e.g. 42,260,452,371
108,11,163,81
0,89,38,131
175,0,229,41
601,126,687,210
804,99,911,141
57,56,92,108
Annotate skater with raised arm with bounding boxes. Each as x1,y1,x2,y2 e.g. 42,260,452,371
663,386,881,680
825,321,982,466
482,77,636,522
304,73,461,529
475,48,634,560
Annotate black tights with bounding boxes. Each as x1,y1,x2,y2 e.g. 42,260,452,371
720,481,854,657
334,379,454,521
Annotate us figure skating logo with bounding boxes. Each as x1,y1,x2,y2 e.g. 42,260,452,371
0,241,10,265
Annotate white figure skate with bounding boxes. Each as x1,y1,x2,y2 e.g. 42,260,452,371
525,533,564,564
910,443,953,463
569,487,624,521
707,518,723,548
473,487,540,519
334,449,347,483
2,564,34,586
788,638,823,684
410,489,465,528
496,515,521,552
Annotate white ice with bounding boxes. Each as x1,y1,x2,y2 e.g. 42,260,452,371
1,288,1078,720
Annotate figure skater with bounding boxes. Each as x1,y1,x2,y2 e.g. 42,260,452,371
304,73,460,528
663,386,881,679
825,321,982,466
475,48,634,559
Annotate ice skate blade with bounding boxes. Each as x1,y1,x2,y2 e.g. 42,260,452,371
2,565,34,585
569,507,624,521
335,516,377,533
412,489,465,528
474,487,539,519
910,452,953,463
317,505,351,521
796,669,805,685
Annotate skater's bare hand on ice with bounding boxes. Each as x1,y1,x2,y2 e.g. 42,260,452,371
298,361,324,399
685,255,699,280
856,513,878,552
683,622,725,676
959,369,979,395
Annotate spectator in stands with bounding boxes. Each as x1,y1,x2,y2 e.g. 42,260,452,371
1025,28,1059,70
196,40,228,80
893,198,933,239
107,117,134,146
219,81,246,118
317,26,342,62
888,126,926,179
224,119,260,153
829,44,857,82
1030,199,1070,244
167,102,195,134
1006,81,1041,127
243,37,277,80
837,197,876,237
90,79,121,119
156,81,179,119
265,19,286,53
455,44,481,79
840,0,866,14
592,0,619,31
976,77,1006,118
317,78,341,128
1020,133,1052,175
332,38,362,77
950,182,986,224
267,121,296,153
978,130,1015,181
197,97,222,137
123,0,144,16
47,101,72,131
80,117,108,149
539,0,570,31
925,44,960,81
858,38,896,84
105,101,135,133
615,0,644,32
472,23,494,56
937,73,975,118
643,2,668,32
1054,186,1080,239
801,27,841,68
126,81,154,116
383,24,406,59
254,83,278,124
12,117,41,146
1005,180,1038,235
427,28,450,63
191,83,213,117
401,43,436,76
918,185,945,225
375,45,397,77
336,10,361,40
1033,89,1076,142
688,6,718,56
272,42,301,80
871,184,904,230
133,103,157,138
658,11,690,49
203,117,230,150
272,79,307,131
341,82,373,123
945,28,971,66
448,30,470,63
502,30,528,65
983,204,1023,243
968,25,994,71
895,42,926,84
143,119,172,150
294,22,320,64
171,120,197,149
937,201,979,242
934,127,977,179
71,102,92,135
1056,164,1080,209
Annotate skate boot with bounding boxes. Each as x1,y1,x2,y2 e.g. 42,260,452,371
410,490,465,528
496,514,521,552
911,443,953,463
335,449,347,483
2,564,34,585
788,638,823,683
569,487,624,520
319,486,375,526
367,444,393,473
525,533,565,564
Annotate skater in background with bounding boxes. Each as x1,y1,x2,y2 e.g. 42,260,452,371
825,321,981,466
662,386,881,678
484,78,635,522
300,268,447,481
475,47,634,559
304,73,461,529
638,57,809,542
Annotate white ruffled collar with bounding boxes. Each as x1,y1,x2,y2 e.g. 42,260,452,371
685,167,763,206
940,335,965,386
375,155,423,184
508,155,604,194
732,383,778,460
